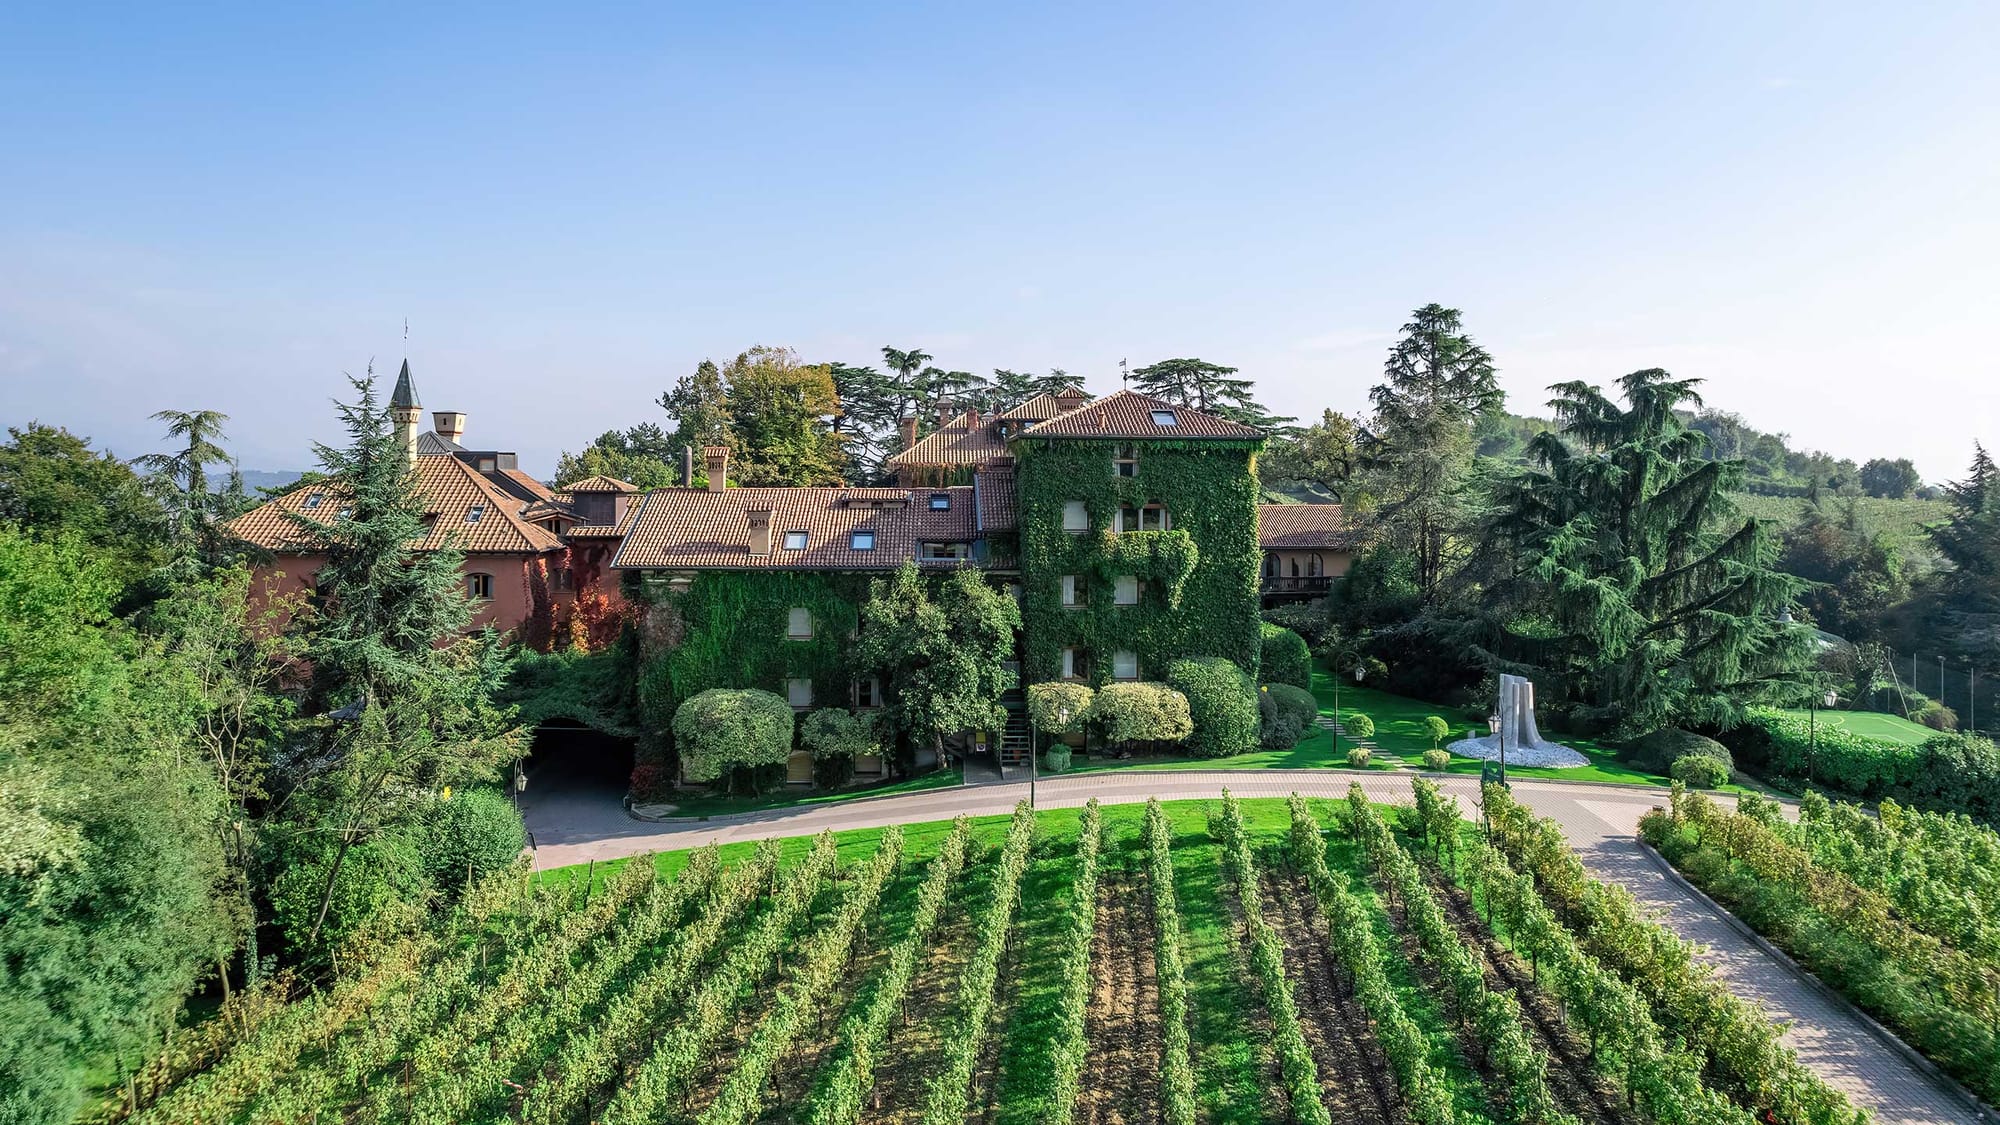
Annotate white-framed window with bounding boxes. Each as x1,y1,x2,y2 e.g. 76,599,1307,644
782,530,809,550
1113,443,1137,477
467,572,494,600
1061,500,1089,532
919,541,968,560
1150,409,1177,427
1114,575,1139,605
929,493,951,510
1115,505,1139,532
1111,650,1139,681
1061,575,1087,607
787,677,814,707
303,492,324,509
855,677,881,709
850,529,876,551
1061,647,1089,681
1141,504,1169,531
787,607,812,639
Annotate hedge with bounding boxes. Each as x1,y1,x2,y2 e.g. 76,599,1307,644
1258,623,1311,690
1257,683,1317,749
1167,657,1259,758
1092,682,1193,746
1726,708,2000,824
1027,682,1095,734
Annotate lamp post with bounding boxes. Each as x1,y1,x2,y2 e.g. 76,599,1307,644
1487,711,1507,787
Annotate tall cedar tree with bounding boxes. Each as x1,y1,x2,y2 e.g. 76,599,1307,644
856,563,1021,771
1927,444,2000,665
1130,357,1293,430
1363,304,1503,603
280,372,517,951
136,408,247,577
1481,369,1810,734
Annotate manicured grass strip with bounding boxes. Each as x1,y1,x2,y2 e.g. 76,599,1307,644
514,840,785,1125
600,831,842,1123
1345,785,1567,1125
1211,790,1331,1125
1144,799,1198,1125
921,802,1039,1125
1483,784,1866,1125
700,826,907,1125
1285,792,1458,1125
802,816,973,1125
1038,799,1104,1125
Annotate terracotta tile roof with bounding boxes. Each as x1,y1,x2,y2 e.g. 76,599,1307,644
563,474,638,493
520,497,578,522
975,466,1017,532
227,455,566,555
613,486,978,570
1022,389,1264,441
996,389,1087,422
885,410,1008,468
495,468,555,501
1256,503,1351,549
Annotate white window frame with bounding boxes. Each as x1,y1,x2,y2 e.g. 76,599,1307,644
1061,647,1083,681
787,677,814,707
1113,575,1139,606
1111,650,1139,681
1061,575,1081,607
782,530,809,551
787,607,812,640
1061,500,1089,532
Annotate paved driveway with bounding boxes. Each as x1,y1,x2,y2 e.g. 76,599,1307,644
519,767,1986,1125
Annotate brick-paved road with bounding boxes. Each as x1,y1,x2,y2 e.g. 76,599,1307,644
521,767,1984,1124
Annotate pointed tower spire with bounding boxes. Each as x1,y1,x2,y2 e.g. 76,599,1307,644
389,359,423,457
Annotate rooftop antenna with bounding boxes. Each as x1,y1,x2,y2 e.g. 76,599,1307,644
1119,358,1129,386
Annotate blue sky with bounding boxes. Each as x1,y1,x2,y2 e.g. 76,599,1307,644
3,2,1996,480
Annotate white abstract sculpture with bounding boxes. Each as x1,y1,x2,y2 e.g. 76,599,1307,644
1447,673,1588,768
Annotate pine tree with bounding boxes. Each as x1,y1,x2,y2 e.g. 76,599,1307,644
989,368,1037,411
1029,367,1087,398
1927,444,2000,665
1362,304,1502,603
1481,368,1811,733
137,408,237,574
1128,357,1290,428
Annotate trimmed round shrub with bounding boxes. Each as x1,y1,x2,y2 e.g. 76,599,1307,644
1422,748,1451,771
1627,728,1732,774
1346,746,1372,769
1257,683,1318,749
1258,623,1312,690
673,687,795,784
1424,715,1451,749
410,788,527,892
1167,657,1260,758
1671,754,1730,789
1345,712,1375,740
1043,744,1073,773
1093,682,1194,747
1027,681,1095,735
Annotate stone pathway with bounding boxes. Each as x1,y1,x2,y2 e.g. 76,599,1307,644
520,767,1985,1124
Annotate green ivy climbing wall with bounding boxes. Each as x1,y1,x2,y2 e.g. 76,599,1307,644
1014,437,1263,685
631,570,871,753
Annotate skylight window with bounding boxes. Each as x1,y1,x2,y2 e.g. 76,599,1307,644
1150,409,1178,426
783,531,809,550
466,504,485,524
929,493,951,510
851,530,876,550
303,493,324,509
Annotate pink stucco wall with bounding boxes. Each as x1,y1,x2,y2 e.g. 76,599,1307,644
251,553,547,635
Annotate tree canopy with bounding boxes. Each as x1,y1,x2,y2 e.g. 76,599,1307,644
856,564,1020,763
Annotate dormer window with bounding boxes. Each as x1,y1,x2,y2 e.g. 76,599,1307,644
929,493,951,510
303,493,324,509
1114,444,1137,477
850,530,876,551
1150,409,1178,427
466,504,485,524
477,457,497,473
782,531,809,551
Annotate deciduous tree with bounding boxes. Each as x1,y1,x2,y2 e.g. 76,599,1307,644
856,563,1020,771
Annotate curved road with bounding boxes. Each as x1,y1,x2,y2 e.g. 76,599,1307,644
520,767,1986,1125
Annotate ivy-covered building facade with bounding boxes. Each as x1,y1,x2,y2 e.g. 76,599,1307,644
609,388,1351,779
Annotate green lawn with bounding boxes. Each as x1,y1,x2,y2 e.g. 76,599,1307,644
1766,708,1938,746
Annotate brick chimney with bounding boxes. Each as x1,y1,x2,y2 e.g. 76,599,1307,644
899,415,919,450
432,411,466,444
703,446,730,492
936,405,952,432
968,408,983,430
746,508,773,556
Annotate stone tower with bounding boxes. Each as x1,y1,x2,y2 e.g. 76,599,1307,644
389,359,422,458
